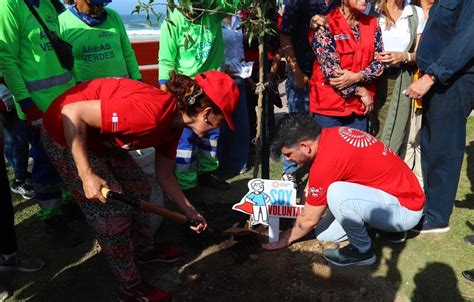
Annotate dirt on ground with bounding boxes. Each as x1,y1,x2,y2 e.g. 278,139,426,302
8,190,408,302
153,202,406,302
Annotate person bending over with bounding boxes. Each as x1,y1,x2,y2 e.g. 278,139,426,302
263,113,424,267
41,71,239,301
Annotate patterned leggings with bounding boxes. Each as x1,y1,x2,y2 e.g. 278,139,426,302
41,133,153,286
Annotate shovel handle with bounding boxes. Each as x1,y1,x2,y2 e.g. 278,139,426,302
101,187,194,225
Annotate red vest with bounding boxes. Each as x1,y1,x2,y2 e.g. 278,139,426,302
309,9,377,117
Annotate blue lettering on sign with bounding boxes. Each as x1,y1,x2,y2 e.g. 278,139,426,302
269,189,293,206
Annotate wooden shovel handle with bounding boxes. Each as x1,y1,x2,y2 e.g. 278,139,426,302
101,187,188,224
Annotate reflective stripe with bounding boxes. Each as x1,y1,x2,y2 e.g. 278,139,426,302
176,149,193,159
25,71,73,92
199,137,218,147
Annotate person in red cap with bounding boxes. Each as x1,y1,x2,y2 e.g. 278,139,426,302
41,71,239,301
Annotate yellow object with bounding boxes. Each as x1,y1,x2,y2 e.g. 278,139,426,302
413,70,423,109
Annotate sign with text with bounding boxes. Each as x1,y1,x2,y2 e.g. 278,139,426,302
232,179,303,242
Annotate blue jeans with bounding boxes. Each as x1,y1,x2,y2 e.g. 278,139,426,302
421,74,474,227
314,182,423,252
3,111,30,181
313,114,368,132
217,78,249,174
282,69,310,174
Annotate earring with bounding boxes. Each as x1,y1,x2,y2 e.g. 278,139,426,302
204,118,209,123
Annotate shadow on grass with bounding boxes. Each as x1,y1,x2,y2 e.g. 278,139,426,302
412,262,464,302
8,213,96,301
12,197,37,214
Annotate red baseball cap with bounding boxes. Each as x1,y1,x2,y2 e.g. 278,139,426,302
195,71,239,131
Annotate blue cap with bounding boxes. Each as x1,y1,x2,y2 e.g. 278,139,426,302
89,0,112,4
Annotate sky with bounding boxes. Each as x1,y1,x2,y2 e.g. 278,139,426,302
108,0,166,15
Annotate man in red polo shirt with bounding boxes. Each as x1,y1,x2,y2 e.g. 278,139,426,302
264,113,424,266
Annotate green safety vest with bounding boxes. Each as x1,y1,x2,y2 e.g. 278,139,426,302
59,8,141,82
0,0,75,119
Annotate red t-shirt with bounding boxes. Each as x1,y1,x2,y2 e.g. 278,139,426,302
306,127,425,211
43,78,182,159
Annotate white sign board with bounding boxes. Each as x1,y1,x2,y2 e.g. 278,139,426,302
232,179,303,242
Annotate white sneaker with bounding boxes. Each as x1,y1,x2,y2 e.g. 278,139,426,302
281,172,297,189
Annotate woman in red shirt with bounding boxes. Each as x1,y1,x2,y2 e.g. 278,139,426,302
41,71,239,301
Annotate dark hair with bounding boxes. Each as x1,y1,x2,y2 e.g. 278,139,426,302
165,71,222,117
272,113,322,157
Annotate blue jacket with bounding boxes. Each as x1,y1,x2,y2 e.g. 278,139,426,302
416,0,474,84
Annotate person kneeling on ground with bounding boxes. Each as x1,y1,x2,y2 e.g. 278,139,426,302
263,113,425,266
41,71,239,301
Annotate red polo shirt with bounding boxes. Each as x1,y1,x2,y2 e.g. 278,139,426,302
43,78,182,159
306,127,425,211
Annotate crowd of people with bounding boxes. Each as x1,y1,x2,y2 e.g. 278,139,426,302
0,0,472,300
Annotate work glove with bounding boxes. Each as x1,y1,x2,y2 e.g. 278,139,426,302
0,84,14,112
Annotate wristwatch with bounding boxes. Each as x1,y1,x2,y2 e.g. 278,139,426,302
427,73,437,84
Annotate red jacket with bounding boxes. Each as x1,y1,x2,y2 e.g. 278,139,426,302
309,9,377,117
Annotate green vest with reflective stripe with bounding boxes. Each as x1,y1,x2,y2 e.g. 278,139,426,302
0,0,75,119
59,8,142,82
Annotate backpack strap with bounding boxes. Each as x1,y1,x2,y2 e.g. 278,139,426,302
405,5,419,52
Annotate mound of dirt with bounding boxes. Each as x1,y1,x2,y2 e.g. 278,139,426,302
155,203,404,302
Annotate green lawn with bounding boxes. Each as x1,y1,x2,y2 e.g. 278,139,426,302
4,118,474,301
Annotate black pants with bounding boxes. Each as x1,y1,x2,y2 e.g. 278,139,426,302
0,155,17,255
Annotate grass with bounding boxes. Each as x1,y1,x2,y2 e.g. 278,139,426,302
4,118,474,301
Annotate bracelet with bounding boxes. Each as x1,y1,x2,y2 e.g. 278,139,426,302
407,52,412,63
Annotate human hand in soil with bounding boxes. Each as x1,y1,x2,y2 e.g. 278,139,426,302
262,230,290,250
186,208,208,233
81,171,109,203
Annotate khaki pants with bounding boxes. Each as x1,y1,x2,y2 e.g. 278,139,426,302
400,107,423,188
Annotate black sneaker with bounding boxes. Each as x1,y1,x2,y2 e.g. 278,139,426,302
198,172,231,191
281,172,297,189
44,216,83,248
411,219,450,234
462,269,474,282
378,231,407,243
10,180,34,200
323,244,376,266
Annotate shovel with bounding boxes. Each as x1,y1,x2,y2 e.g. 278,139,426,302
101,188,198,227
